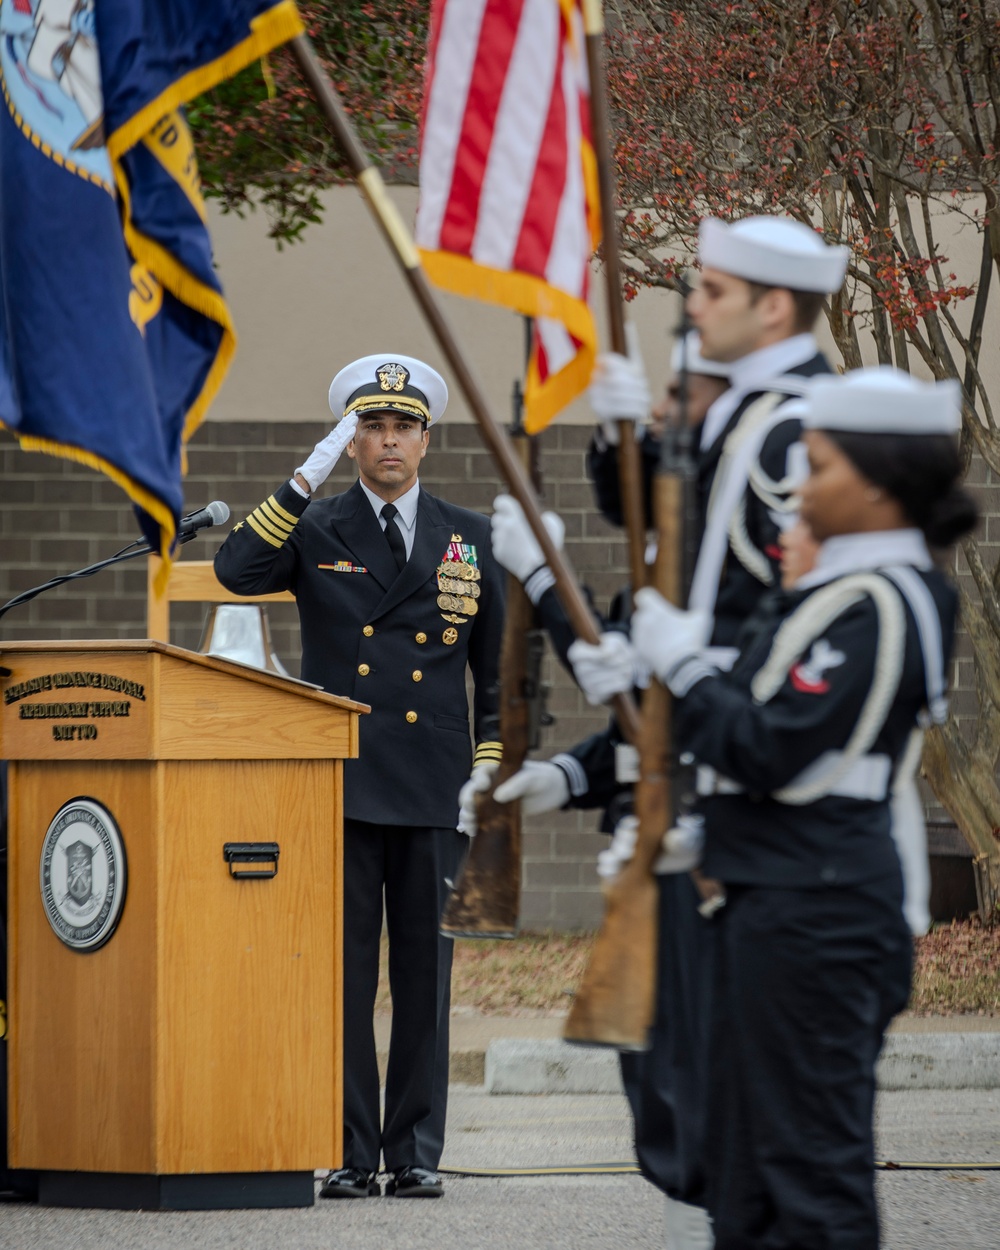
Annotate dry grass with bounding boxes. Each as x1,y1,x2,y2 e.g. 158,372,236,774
372,918,999,1017
376,932,591,1015
909,918,1000,1016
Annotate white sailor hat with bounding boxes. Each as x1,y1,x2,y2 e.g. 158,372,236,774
802,367,962,435
698,215,849,294
328,353,449,426
670,330,730,380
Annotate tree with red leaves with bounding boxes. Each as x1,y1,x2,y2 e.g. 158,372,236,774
188,0,426,245
603,0,1000,913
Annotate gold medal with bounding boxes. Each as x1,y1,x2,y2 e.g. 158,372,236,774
439,575,480,597
461,597,479,616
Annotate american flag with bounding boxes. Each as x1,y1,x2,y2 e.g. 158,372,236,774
416,0,600,433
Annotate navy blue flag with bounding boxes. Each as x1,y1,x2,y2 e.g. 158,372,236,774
0,0,302,571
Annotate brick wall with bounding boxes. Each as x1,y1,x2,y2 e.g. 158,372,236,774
0,421,624,931
2,424,995,927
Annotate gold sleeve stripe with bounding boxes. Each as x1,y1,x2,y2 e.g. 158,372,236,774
474,741,503,764
246,512,285,549
266,495,299,525
249,509,294,545
259,498,296,535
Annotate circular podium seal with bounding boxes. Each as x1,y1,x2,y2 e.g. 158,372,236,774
39,798,127,952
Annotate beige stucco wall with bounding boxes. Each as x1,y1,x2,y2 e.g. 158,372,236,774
208,183,998,428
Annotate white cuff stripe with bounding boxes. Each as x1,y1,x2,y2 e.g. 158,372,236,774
667,657,717,697
524,566,555,605
551,752,589,798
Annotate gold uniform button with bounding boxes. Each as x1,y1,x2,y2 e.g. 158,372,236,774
406,711,418,724
412,670,423,682
363,625,374,637
357,663,370,676
415,632,427,644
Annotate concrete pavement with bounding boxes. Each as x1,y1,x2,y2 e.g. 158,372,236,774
0,1088,996,1249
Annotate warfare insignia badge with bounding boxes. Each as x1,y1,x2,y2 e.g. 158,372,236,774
442,627,459,645
377,361,409,392
39,797,127,952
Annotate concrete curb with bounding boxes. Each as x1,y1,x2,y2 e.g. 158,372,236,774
485,1034,1000,1095
877,1033,1000,1090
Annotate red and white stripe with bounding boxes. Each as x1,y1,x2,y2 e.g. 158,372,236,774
417,0,599,432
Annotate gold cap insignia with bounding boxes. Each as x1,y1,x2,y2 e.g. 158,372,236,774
377,362,409,393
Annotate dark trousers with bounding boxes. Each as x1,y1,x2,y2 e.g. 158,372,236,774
706,880,912,1250
341,818,465,1173
619,871,715,1205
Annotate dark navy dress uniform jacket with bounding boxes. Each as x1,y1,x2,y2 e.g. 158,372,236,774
214,478,503,829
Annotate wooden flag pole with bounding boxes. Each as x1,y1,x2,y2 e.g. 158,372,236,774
287,34,640,743
561,0,669,1049
582,1,648,597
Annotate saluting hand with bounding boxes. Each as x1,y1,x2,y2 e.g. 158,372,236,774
293,412,359,494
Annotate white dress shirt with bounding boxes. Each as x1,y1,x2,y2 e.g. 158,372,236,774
360,478,420,559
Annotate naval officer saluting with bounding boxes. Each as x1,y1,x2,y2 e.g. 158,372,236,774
214,354,504,1199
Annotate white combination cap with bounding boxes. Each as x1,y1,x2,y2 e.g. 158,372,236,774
328,353,449,426
802,367,962,435
698,215,849,294
670,330,731,380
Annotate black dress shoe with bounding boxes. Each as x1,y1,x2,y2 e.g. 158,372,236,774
385,1166,444,1198
318,1167,381,1198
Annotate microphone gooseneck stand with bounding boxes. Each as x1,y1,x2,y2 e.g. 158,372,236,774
0,507,228,624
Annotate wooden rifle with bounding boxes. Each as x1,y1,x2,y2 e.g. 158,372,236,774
564,300,722,1049
562,0,667,1049
441,368,550,937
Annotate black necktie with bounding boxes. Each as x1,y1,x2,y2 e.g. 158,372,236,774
380,503,407,572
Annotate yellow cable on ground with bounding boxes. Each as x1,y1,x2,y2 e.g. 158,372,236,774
439,1160,1000,1177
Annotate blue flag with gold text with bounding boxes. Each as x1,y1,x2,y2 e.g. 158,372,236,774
0,0,303,563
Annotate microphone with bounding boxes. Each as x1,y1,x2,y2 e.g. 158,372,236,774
178,500,230,541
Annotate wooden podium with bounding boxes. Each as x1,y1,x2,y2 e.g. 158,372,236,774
0,640,368,1210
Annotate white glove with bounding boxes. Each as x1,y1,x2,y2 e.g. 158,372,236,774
664,1196,714,1250
568,631,646,706
457,762,498,837
589,325,651,442
630,587,713,696
493,760,570,815
294,412,358,493
597,815,640,880
889,779,931,937
654,813,705,875
589,351,652,428
490,495,565,583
